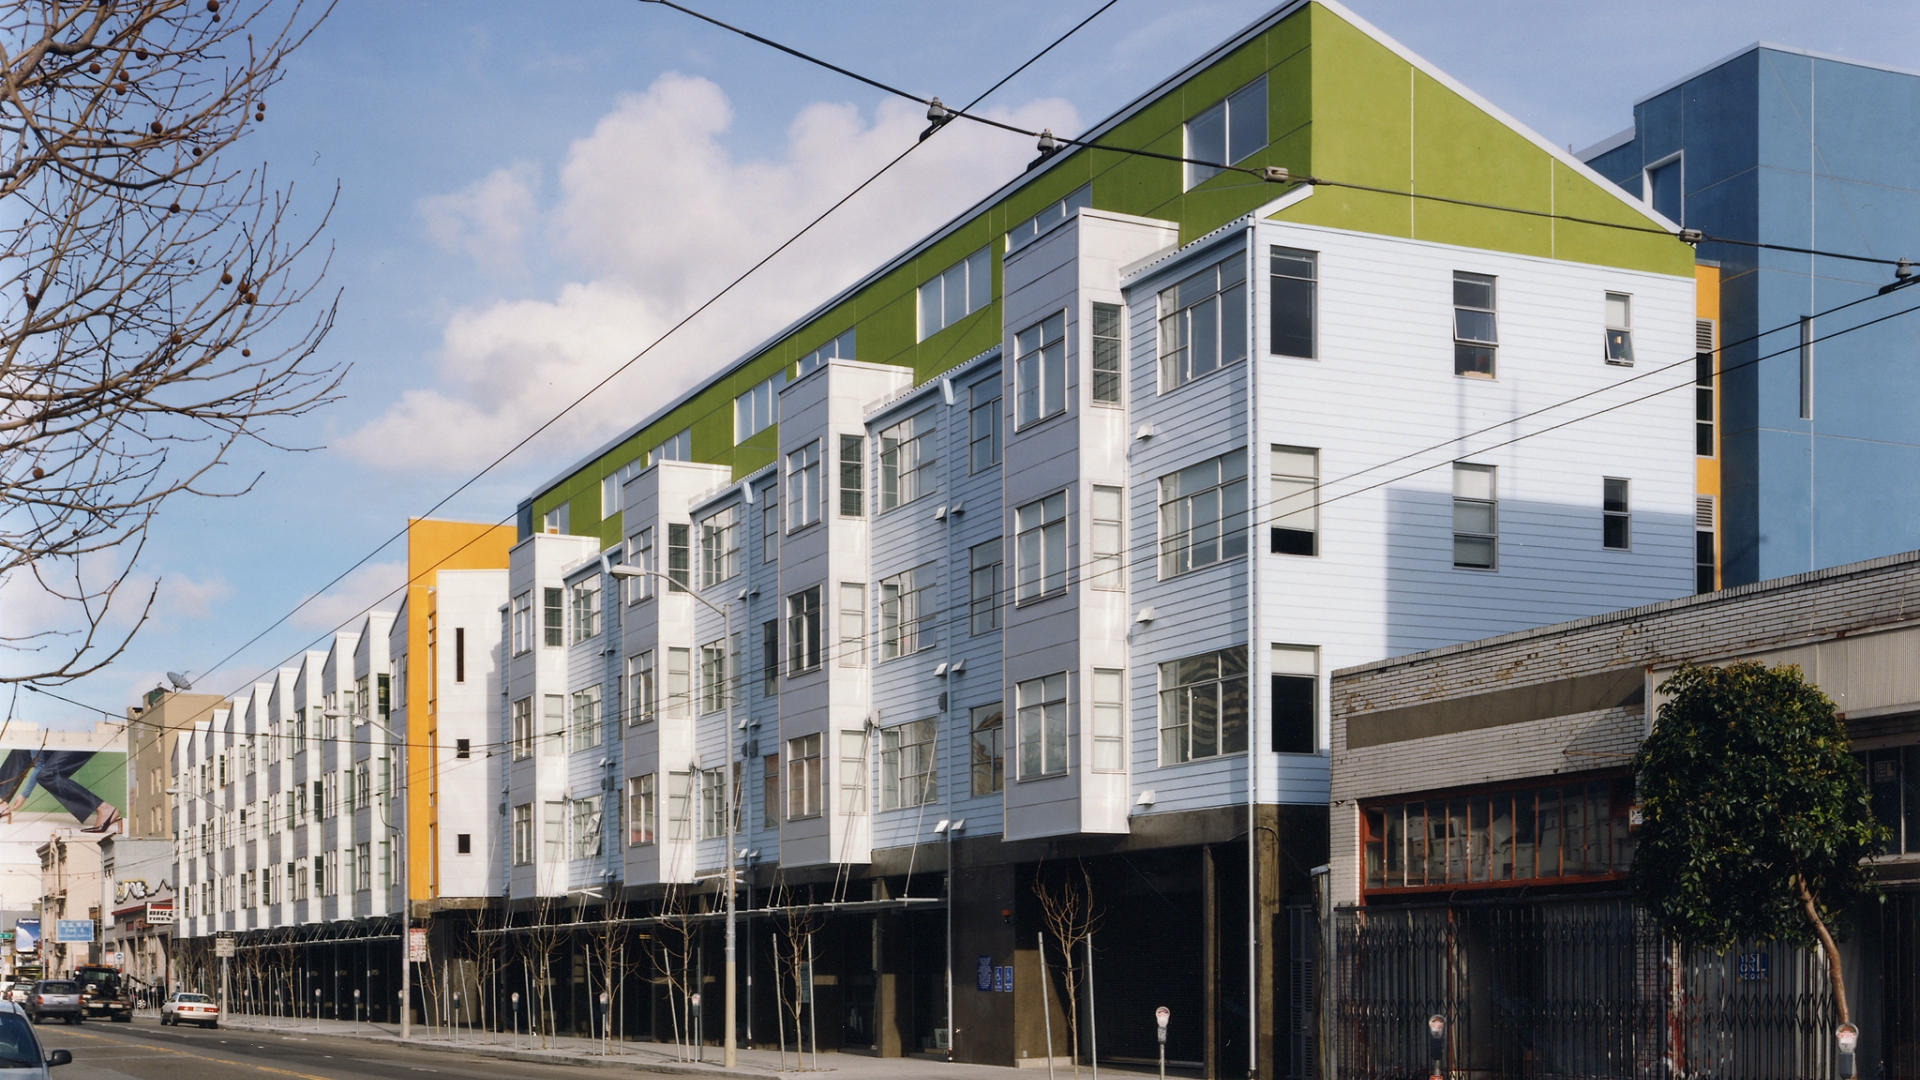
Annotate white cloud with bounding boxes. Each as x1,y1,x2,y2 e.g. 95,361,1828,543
162,572,233,618
290,558,405,633
344,72,1077,474
418,161,541,272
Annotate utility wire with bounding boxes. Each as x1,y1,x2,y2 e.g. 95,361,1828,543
188,0,1128,704
645,0,1912,273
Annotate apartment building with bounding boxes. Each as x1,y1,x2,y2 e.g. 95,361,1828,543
498,2,1707,1073
169,519,511,1018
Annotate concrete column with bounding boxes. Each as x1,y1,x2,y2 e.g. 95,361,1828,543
1203,844,1218,1080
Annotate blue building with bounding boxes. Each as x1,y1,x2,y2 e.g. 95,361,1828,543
1583,45,1920,586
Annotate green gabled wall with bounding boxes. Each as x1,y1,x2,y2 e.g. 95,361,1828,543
535,1,1693,549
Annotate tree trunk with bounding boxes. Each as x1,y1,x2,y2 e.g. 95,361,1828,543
1797,876,1849,1025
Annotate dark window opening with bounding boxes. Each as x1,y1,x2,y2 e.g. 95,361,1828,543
454,627,466,682
1696,530,1716,594
1271,528,1315,557
1272,674,1315,754
455,738,470,759
456,833,471,855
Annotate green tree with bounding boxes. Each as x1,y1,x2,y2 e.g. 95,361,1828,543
1631,661,1887,1024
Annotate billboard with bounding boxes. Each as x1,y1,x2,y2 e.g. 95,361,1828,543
53,920,93,944
0,723,126,914
13,919,37,955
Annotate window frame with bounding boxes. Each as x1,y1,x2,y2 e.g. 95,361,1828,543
879,409,937,512
1014,310,1068,428
787,440,821,531
786,586,822,675
969,538,1003,635
796,328,855,378
510,697,533,760
627,651,655,726
666,523,691,592
569,578,601,642
511,591,531,655
878,564,936,659
1015,491,1068,602
786,733,822,819
1604,292,1634,366
1092,668,1125,772
1451,463,1498,570
1090,301,1124,405
839,434,865,518
1158,254,1248,392
1016,673,1069,779
700,641,729,714
1603,477,1631,551
838,583,866,668
968,377,1001,474
1270,445,1319,557
734,371,787,444
700,505,740,588
1158,452,1250,578
970,702,1005,795
1270,246,1317,359
628,774,655,846
665,647,692,718
542,587,564,647
1271,644,1318,755
1184,75,1268,189
627,529,654,603
840,731,869,816
570,685,602,751
1453,271,1498,379
879,719,937,810
917,245,993,341
1158,645,1250,766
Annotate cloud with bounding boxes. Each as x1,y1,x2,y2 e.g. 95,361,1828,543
344,72,1077,474
418,161,542,272
290,558,405,633
162,572,233,618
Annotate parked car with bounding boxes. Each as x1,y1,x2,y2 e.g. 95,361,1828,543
23,983,79,1026
4,984,31,1007
0,1000,70,1076
159,993,217,1029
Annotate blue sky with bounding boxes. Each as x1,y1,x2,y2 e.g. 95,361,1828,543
14,0,1918,727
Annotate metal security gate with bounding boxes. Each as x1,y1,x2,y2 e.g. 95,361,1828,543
1332,898,1839,1080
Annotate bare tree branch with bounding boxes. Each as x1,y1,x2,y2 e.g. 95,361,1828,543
0,0,339,684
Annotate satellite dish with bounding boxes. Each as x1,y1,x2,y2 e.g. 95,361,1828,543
166,671,193,691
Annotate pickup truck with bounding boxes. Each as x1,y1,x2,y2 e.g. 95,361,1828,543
72,966,133,1023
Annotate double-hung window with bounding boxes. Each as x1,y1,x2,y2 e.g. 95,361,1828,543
734,371,785,443
1696,320,1716,458
878,565,934,658
666,523,691,591
700,769,730,838
543,695,565,757
1603,478,1631,550
797,328,855,377
970,703,1005,795
1270,247,1317,358
627,775,654,846
511,592,531,654
787,586,822,673
1605,293,1634,365
667,772,692,840
1159,453,1248,576
543,801,565,863
1453,272,1498,378
762,500,780,562
839,435,865,517
700,641,728,713
1092,669,1125,772
1452,463,1498,569
840,733,868,816
918,246,992,339
880,719,937,809
761,621,779,696
627,651,654,725
838,583,866,667
512,805,532,866
1184,75,1267,188
879,410,936,511
571,686,601,751
1270,446,1319,556
543,587,564,646
787,733,822,819
969,539,1002,634
665,647,692,718
1017,673,1068,778
1159,645,1249,764
1090,487,1123,589
968,379,1000,473
510,698,532,760
1091,302,1124,405
1016,492,1067,601
628,529,654,602
700,506,739,587
572,796,603,860
1271,645,1318,754
1158,255,1247,390
787,441,820,529
570,579,600,642
1015,311,1067,427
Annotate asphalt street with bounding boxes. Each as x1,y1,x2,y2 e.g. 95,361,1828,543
42,1019,617,1080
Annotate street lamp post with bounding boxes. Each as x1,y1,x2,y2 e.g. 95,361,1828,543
610,562,739,1067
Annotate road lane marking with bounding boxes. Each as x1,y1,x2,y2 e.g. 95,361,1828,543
48,1026,336,1080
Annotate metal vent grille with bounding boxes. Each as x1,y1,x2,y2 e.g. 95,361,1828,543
1696,318,1716,353
1696,496,1716,530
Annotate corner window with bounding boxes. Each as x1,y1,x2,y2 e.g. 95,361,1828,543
840,732,868,816
734,372,785,443
1453,272,1498,378
627,528,654,603
918,245,992,340
542,504,568,535
1604,293,1634,365
839,434,865,517
880,719,937,810
699,641,728,714
1159,646,1248,765
1015,311,1067,427
666,523,691,591
542,587,564,647
1271,645,1317,754
1016,673,1068,778
879,410,936,512
666,772,693,840
838,583,866,667
1270,446,1318,556
1270,247,1317,358
512,805,533,865
787,441,820,529
1452,463,1497,569
1092,669,1125,772
879,564,935,659
510,698,532,760
1016,492,1068,601
570,685,601,751
700,506,740,588
627,775,654,846
1184,75,1267,188
796,328,854,378
1158,255,1247,391
1007,183,1091,252
665,647,691,718
968,377,1001,473
970,703,1005,795
969,539,1003,635
570,580,600,642
786,586,822,674
786,733,822,819
626,651,654,725
543,801,565,862
1159,452,1248,577
511,591,531,655
648,427,691,466
1090,486,1123,589
1603,478,1631,550
1091,302,1124,405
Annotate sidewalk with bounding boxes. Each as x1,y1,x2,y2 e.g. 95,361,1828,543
203,1011,1173,1079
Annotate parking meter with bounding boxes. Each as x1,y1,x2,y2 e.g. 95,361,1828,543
1837,1023,1859,1079
1428,1015,1446,1080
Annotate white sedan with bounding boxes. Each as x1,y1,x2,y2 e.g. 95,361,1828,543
159,993,218,1029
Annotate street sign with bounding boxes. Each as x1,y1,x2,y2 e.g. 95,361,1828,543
407,927,427,962
54,920,95,944
214,936,235,958
145,905,174,925
1736,951,1769,981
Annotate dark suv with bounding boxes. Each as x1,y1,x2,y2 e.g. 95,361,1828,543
24,983,80,1026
